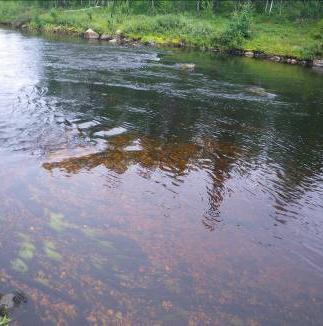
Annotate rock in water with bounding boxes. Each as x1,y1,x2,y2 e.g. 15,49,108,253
244,51,254,57
84,28,99,39
313,59,323,67
247,86,267,96
247,86,276,98
0,291,27,310
0,293,15,310
180,63,195,71
100,34,112,41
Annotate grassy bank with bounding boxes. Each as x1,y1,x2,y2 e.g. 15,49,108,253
0,1,322,60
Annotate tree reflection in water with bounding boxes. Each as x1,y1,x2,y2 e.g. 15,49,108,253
42,134,245,231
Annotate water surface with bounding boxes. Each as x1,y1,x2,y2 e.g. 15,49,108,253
0,28,323,325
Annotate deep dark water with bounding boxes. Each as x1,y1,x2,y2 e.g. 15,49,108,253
0,28,323,325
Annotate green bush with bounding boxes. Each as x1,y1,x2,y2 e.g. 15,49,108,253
301,42,323,60
220,1,253,48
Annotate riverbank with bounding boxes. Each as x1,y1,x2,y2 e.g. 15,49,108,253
0,2,322,66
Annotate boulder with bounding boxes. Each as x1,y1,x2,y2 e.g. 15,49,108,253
247,86,267,96
144,40,155,47
247,86,277,99
109,38,118,44
0,293,15,310
244,51,254,58
84,28,99,39
270,56,281,62
254,52,266,58
313,59,323,67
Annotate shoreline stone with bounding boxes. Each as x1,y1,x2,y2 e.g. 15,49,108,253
270,56,281,62
313,59,323,67
100,34,112,41
84,28,99,39
244,51,254,57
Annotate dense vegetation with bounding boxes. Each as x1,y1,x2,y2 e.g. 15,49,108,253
0,0,322,59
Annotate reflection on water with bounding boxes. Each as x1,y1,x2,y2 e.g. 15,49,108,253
0,28,323,325
42,134,244,230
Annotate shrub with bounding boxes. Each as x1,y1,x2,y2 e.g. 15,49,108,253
301,42,323,60
219,1,253,48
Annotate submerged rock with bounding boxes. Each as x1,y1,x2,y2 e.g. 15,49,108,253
0,293,15,310
0,291,27,311
84,28,99,39
247,86,276,98
179,63,195,71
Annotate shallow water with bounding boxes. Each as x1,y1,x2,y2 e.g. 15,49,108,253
0,28,323,325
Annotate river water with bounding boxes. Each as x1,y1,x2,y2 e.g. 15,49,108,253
0,28,322,325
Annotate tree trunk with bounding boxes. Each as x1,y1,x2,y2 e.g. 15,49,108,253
269,0,274,14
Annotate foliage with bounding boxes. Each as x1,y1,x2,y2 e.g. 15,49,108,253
0,0,322,59
219,1,253,48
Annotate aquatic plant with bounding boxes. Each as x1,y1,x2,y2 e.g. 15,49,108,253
10,258,28,273
48,211,68,232
43,241,62,261
0,315,10,326
18,241,35,261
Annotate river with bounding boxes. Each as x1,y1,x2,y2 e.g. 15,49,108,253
0,28,323,325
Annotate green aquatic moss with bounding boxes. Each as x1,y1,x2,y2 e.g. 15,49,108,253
34,274,50,287
82,227,97,238
0,315,10,326
48,212,67,232
18,241,35,261
11,258,28,273
97,240,115,250
90,255,107,270
43,241,62,261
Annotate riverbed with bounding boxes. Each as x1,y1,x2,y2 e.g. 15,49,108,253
0,28,323,325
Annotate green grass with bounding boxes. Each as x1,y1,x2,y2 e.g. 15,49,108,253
0,1,322,59
245,18,323,59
